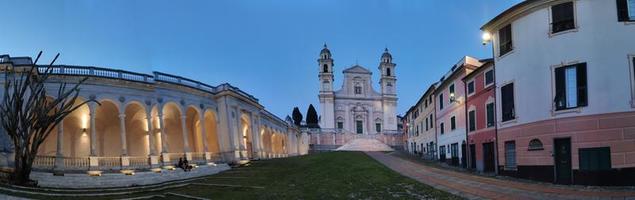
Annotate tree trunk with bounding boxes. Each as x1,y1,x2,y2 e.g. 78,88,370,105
11,147,35,186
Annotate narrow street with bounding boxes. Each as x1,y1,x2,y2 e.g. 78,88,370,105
367,151,635,200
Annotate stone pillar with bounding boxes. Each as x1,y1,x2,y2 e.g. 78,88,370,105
146,114,156,156
250,113,260,159
89,102,97,156
234,107,245,159
200,112,209,153
158,111,168,153
119,113,128,156
180,115,191,152
53,121,64,173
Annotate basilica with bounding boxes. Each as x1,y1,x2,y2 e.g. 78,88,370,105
317,45,399,135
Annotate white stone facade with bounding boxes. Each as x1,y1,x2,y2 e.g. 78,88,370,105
0,55,310,174
317,45,398,135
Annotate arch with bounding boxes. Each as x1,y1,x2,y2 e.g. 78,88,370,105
124,101,148,156
204,109,220,153
240,113,253,159
186,106,202,152
528,139,544,151
95,99,122,156
323,64,328,73
387,68,391,76
163,102,185,153
39,96,91,158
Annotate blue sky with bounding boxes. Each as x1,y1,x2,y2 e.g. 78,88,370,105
0,0,520,118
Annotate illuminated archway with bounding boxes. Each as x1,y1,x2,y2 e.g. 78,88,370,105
95,100,121,156
124,102,148,156
186,106,201,152
39,97,91,157
163,102,185,153
204,110,220,153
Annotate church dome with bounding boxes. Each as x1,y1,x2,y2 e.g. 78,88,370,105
320,44,331,55
381,48,392,60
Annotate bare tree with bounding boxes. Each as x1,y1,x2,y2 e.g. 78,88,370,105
0,52,94,186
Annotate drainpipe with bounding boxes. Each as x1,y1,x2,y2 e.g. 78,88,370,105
462,76,469,170
490,43,500,175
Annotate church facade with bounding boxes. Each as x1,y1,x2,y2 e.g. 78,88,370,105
317,45,399,135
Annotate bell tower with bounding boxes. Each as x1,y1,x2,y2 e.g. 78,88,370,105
379,48,396,96
379,48,398,132
318,44,335,129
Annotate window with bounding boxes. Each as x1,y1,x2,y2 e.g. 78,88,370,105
375,123,381,133
468,110,476,132
486,103,495,127
416,125,419,136
425,118,429,131
323,64,328,73
440,122,445,134
337,121,343,129
424,99,428,108
617,0,635,22
528,139,544,151
551,2,575,34
429,95,432,104
356,120,363,134
354,86,362,94
505,141,517,170
498,24,512,56
501,83,516,122
429,115,433,128
439,94,444,110
387,68,391,76
449,84,455,103
467,81,475,95
485,70,494,86
579,147,611,171
554,63,587,111
450,116,456,130
451,143,459,158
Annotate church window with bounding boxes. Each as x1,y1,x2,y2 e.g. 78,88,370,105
356,120,363,134
323,64,328,73
375,123,381,133
354,86,362,94
387,68,391,76
337,121,343,129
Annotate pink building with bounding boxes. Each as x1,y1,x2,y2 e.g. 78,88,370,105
463,59,496,173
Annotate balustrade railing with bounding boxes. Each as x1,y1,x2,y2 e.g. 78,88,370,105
128,156,150,168
64,157,90,170
98,157,122,170
190,152,206,164
208,152,222,163
154,72,216,94
37,65,154,83
33,155,55,170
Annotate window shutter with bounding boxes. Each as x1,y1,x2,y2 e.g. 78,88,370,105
576,63,588,107
617,0,629,21
555,67,566,110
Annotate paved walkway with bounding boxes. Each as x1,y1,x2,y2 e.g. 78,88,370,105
366,152,635,200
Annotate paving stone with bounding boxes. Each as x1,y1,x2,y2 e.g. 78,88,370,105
366,152,635,200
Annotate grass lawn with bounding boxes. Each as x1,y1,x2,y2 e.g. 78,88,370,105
1,151,462,199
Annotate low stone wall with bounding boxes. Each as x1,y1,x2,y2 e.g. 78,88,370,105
31,164,230,189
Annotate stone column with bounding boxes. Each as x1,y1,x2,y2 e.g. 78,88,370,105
146,114,156,155
118,113,128,156
200,112,209,152
234,107,245,159
158,111,168,153
180,115,191,152
53,121,64,172
250,113,260,159
88,102,97,156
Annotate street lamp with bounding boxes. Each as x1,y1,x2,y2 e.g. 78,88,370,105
482,31,492,45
